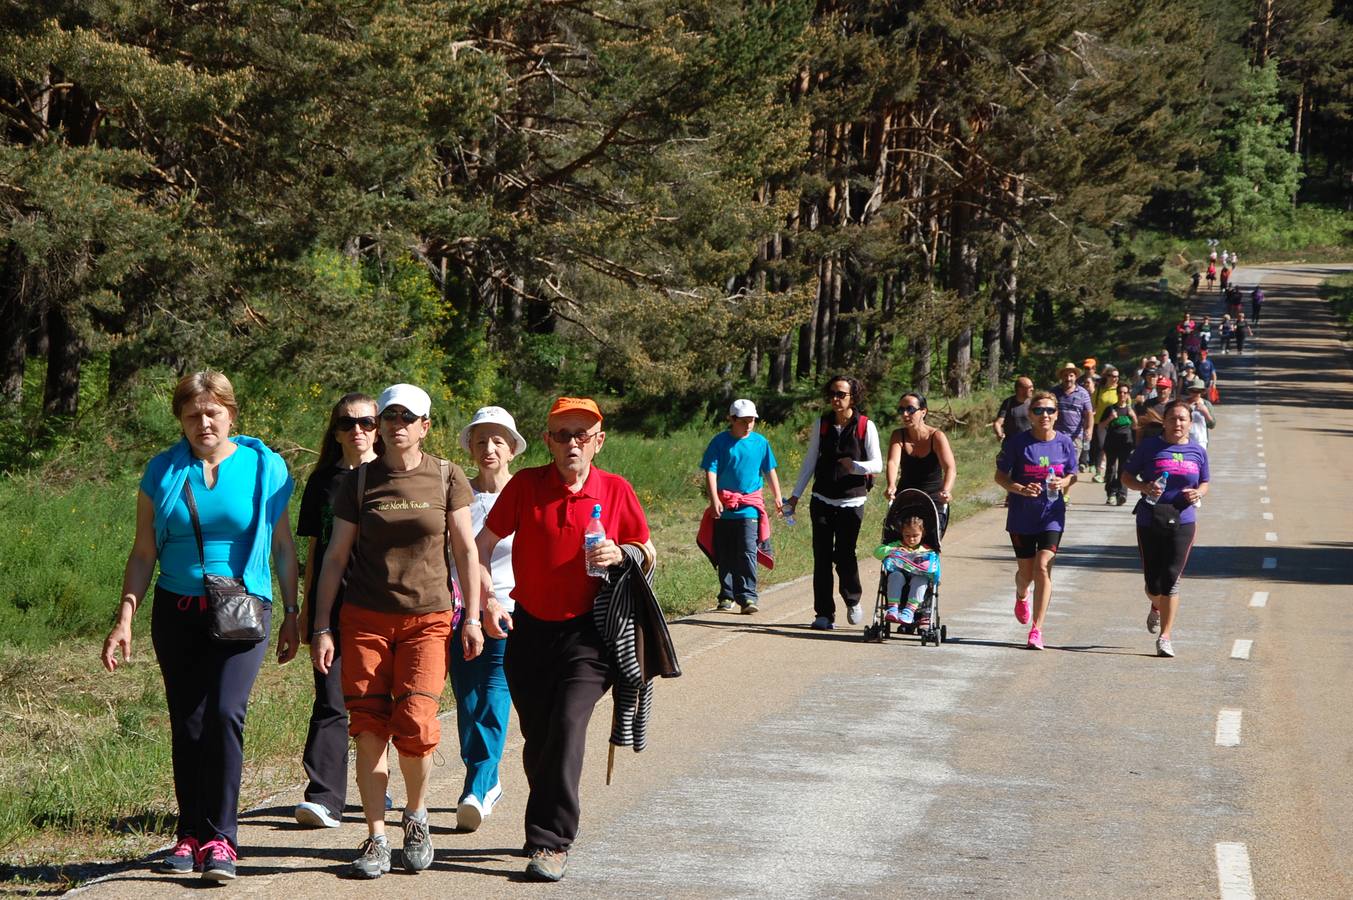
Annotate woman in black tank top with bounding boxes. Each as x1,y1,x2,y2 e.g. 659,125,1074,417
885,393,956,535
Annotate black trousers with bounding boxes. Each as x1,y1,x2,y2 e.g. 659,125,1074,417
809,498,865,620
504,607,612,852
1103,437,1133,500
151,585,271,848
301,621,348,817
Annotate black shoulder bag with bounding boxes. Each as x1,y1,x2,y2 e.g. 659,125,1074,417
183,459,269,644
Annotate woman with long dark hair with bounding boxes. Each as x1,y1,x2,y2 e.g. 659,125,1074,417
884,392,956,538
785,375,882,631
293,393,379,829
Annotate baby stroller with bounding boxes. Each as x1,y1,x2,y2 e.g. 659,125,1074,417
863,488,947,646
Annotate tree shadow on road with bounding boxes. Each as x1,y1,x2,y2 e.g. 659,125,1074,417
1053,542,1353,587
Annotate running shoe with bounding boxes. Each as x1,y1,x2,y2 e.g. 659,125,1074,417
525,847,568,882
1027,626,1044,650
199,839,237,882
159,836,200,874
1014,593,1031,625
846,604,863,625
457,795,485,832
1093,474,1104,483
1146,607,1160,634
740,601,759,614
294,801,341,828
351,834,391,879
716,598,734,611
1115,494,1127,506
884,604,903,624
899,606,916,625
1156,637,1175,658
809,616,834,631
401,811,433,872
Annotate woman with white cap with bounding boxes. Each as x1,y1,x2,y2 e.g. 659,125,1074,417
449,406,526,831
309,383,479,879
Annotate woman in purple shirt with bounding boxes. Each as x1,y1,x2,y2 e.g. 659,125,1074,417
994,391,1078,650
1123,402,1210,658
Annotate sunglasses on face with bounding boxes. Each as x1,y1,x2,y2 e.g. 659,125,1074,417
827,390,851,400
337,415,377,431
1031,407,1057,416
899,406,921,415
380,409,422,425
548,429,600,446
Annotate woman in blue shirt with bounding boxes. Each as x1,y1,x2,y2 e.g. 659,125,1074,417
1123,401,1210,659
101,371,298,882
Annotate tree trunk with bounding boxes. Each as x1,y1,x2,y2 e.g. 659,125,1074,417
912,335,932,395
0,244,29,406
982,310,1000,390
1292,81,1305,155
815,255,833,375
41,304,83,419
770,330,792,394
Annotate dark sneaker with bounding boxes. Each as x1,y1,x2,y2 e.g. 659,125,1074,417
401,813,433,873
159,836,200,874
352,835,391,879
810,616,833,631
525,847,568,882
716,598,734,611
740,601,759,614
199,839,237,882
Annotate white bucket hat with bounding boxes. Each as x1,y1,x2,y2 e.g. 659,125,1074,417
459,406,527,455
729,398,759,418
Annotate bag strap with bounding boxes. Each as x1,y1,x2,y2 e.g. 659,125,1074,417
436,458,465,609
182,481,210,597
353,462,368,546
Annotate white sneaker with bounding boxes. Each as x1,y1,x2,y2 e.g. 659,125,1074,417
294,801,341,828
483,781,503,814
1146,607,1160,634
846,604,863,625
456,795,484,832
1156,637,1175,658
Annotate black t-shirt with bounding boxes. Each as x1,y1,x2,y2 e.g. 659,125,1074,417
997,395,1032,436
1100,404,1135,441
297,462,354,608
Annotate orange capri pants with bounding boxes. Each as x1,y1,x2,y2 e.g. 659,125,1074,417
339,604,452,758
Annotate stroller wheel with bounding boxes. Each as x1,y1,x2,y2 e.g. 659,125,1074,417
939,624,948,644
862,625,876,642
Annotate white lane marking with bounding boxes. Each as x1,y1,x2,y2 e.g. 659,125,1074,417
1265,532,1278,542
1250,591,1269,607
1258,462,1267,468
1257,452,1265,457
1260,497,1270,504
1231,640,1253,660
1216,709,1244,747
1261,557,1277,569
1262,512,1274,520
1215,842,1257,900
1258,485,1267,492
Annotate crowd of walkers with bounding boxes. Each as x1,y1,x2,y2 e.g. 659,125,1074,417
100,277,1255,883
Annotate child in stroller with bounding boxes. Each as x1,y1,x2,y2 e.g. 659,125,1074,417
874,516,940,625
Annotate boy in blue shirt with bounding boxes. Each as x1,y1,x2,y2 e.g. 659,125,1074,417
700,399,784,613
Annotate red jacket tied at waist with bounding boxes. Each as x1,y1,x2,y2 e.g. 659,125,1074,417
696,489,775,570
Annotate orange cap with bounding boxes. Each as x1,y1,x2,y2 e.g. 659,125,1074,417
1082,357,1097,367
548,396,603,423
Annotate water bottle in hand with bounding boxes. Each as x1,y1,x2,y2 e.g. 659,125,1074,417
1143,472,1170,506
1045,468,1061,502
584,504,607,578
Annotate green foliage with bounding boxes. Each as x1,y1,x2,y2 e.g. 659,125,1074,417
1323,272,1353,332
1194,61,1303,236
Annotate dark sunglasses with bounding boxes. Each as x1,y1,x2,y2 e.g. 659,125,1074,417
827,390,851,400
336,415,377,431
899,406,921,415
548,428,600,445
380,409,422,425
1030,406,1058,416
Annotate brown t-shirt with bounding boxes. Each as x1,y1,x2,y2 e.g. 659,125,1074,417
333,454,473,615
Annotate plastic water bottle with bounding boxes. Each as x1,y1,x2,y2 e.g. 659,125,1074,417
584,504,607,578
1045,468,1061,502
1143,472,1170,506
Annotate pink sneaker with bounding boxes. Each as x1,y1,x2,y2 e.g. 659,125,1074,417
160,836,200,873
1027,626,1044,650
1014,593,1031,625
884,605,903,624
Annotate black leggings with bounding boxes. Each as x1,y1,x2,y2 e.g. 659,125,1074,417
1136,522,1197,596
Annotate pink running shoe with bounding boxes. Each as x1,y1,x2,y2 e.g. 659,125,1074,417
1014,593,1031,625
160,836,200,874
884,605,903,624
1027,626,1044,650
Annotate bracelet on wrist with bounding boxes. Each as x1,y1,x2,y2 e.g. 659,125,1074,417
312,627,332,636
463,619,482,628
283,605,299,615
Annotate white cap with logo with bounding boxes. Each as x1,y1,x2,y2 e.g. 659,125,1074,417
377,383,432,418
729,399,758,418
459,406,528,455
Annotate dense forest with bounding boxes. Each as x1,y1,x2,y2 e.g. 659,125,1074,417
2,0,1351,437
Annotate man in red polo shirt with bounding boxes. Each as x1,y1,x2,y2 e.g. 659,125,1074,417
475,396,652,883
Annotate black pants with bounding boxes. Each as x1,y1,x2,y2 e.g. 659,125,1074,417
1137,522,1198,596
713,516,759,603
1103,437,1133,500
301,619,348,817
504,607,612,853
1251,303,1262,325
809,498,865,620
151,585,271,849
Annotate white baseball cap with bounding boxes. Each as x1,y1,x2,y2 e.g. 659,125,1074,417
459,406,527,455
729,399,758,418
376,383,431,418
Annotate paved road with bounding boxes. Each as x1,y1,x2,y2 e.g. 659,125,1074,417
74,265,1353,899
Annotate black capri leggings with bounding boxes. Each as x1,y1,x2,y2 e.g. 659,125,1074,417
1136,522,1198,596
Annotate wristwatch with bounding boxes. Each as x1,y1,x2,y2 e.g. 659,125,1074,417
283,605,299,615
463,618,482,628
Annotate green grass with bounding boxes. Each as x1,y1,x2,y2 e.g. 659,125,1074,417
1323,272,1353,333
